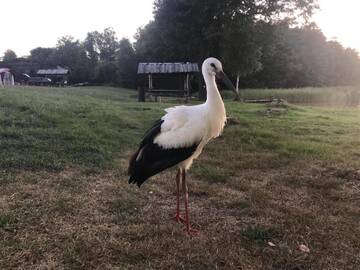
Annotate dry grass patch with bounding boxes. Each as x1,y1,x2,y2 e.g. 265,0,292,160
1,160,360,269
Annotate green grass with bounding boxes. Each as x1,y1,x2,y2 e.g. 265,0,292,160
0,86,165,170
0,214,17,231
1,85,360,269
241,226,277,246
235,85,360,107
193,101,360,183
1,86,360,172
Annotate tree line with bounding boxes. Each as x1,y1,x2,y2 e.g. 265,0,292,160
1,29,137,88
2,0,360,89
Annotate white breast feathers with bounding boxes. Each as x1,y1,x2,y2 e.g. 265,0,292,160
154,103,226,150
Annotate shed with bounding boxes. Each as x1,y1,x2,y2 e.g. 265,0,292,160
0,68,15,86
36,66,70,85
137,62,200,102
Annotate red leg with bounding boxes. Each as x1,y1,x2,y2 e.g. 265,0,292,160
182,170,199,236
174,169,185,223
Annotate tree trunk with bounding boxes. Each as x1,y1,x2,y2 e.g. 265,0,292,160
233,72,241,101
236,73,240,93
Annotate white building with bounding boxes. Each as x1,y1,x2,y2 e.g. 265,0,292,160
0,68,15,86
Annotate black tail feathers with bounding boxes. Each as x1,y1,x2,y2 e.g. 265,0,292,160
128,149,145,187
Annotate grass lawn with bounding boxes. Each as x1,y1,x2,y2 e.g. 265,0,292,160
0,86,360,269
239,85,360,107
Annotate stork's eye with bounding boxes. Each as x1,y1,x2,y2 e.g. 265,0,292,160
210,63,217,70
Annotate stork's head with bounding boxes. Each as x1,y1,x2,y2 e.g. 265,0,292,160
202,57,223,77
202,57,237,94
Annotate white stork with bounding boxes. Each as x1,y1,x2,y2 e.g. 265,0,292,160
128,57,237,235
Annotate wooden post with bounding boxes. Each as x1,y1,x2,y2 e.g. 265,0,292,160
198,73,206,101
186,73,191,103
138,86,145,102
183,73,190,103
186,73,190,96
148,74,153,90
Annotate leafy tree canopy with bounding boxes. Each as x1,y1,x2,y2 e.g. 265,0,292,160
3,49,17,62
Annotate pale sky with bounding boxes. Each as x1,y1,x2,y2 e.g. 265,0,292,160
1,0,359,57
1,0,154,57
314,0,360,52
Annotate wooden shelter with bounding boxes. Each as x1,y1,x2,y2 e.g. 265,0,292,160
137,62,200,102
36,67,70,86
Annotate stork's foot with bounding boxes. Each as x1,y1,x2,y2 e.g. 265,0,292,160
183,226,199,237
173,214,186,223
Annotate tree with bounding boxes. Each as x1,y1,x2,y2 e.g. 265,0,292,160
99,28,119,62
135,0,320,98
84,31,101,64
137,0,319,60
95,62,118,85
83,28,120,84
54,36,92,83
222,21,263,96
250,23,360,88
117,38,137,88
85,28,119,62
29,47,57,67
3,49,17,62
7,0,358,89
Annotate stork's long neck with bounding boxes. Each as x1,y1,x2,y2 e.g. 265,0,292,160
203,72,226,137
204,73,224,108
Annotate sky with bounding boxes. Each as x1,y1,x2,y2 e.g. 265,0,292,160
0,0,154,56
314,0,360,52
1,0,359,57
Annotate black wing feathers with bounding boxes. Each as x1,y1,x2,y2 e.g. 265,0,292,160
139,119,164,148
128,119,163,176
128,119,198,187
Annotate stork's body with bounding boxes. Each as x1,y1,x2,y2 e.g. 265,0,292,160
128,58,236,235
